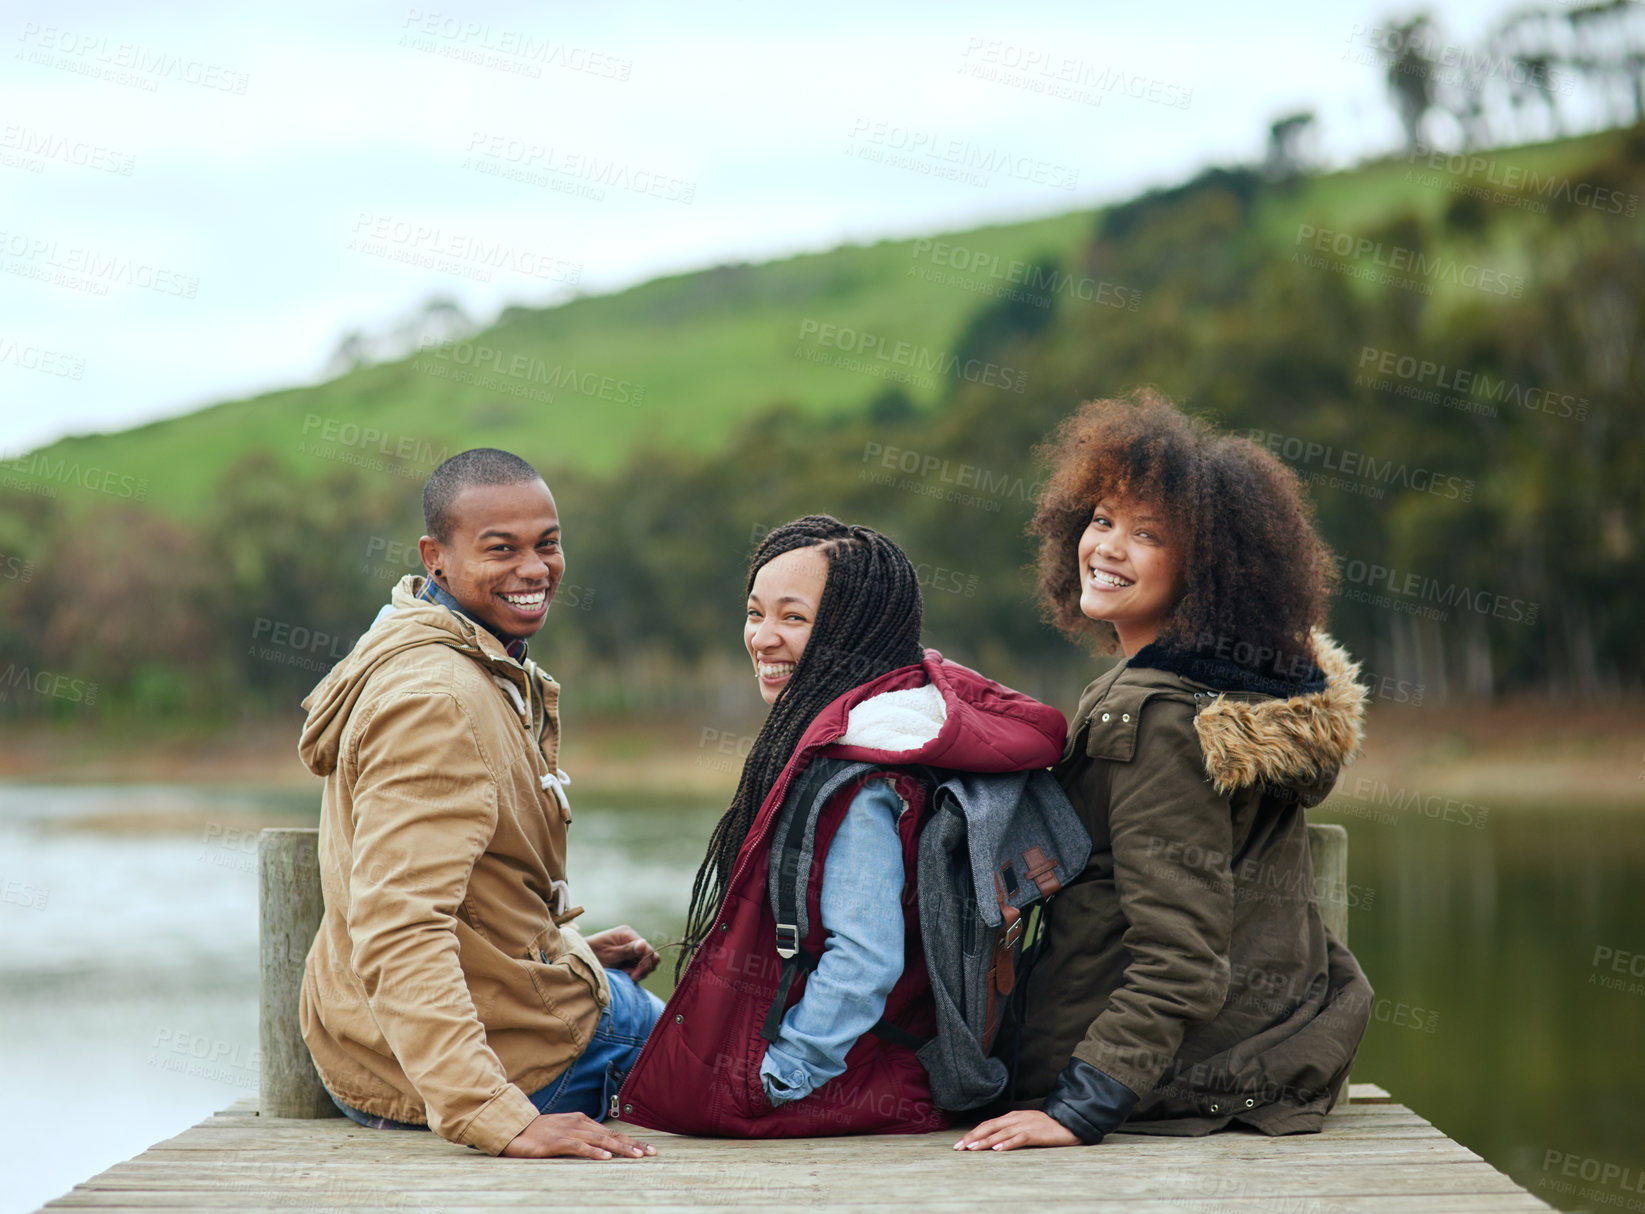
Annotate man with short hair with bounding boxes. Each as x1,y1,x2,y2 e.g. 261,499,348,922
298,448,661,1159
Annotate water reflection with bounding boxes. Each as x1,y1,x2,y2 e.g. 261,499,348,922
3,782,1639,1214
1313,804,1645,1213
0,783,714,1214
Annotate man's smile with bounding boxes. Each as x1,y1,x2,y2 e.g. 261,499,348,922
498,587,551,619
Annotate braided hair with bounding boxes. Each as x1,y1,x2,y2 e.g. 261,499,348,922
678,515,926,974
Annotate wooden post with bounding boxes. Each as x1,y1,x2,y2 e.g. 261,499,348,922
259,827,341,1118
1306,822,1349,945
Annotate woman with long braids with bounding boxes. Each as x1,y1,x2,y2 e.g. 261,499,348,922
617,516,1068,1136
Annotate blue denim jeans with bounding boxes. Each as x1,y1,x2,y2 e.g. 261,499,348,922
332,968,665,1131
528,966,665,1118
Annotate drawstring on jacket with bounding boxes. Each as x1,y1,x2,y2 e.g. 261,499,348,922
540,768,572,811
492,675,528,721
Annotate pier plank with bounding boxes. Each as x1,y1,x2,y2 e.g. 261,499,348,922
44,1195,1555,1207
37,1091,1551,1214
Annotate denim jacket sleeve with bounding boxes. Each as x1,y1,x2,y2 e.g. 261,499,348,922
759,778,907,1104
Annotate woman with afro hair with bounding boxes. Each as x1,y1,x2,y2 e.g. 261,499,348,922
957,389,1375,1151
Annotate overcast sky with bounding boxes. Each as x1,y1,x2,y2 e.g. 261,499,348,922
1,0,1552,456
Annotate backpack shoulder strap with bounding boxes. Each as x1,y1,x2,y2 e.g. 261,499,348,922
766,757,880,946
760,757,878,1044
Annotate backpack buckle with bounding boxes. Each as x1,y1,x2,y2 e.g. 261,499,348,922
999,904,1024,950
775,923,800,959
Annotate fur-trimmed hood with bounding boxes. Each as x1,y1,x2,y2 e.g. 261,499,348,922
1078,631,1366,803
1190,632,1366,796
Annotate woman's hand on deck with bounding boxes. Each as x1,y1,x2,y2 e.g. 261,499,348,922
588,925,660,980
953,1109,1081,1151
502,1112,655,1159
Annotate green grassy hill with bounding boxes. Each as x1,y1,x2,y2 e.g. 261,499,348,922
15,129,1625,518
21,211,1093,515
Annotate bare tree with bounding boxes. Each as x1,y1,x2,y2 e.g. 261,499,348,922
1265,110,1319,179
1377,15,1439,153
325,330,368,379
1569,1,1645,125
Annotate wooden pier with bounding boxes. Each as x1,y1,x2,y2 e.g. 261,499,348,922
36,1085,1552,1213
32,827,1554,1212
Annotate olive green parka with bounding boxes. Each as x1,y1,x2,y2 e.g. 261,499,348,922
1005,632,1373,1136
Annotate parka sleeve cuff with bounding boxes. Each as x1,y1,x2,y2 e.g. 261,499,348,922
456,1084,541,1155
1042,1059,1140,1145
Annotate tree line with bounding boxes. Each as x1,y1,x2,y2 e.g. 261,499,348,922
1,130,1641,724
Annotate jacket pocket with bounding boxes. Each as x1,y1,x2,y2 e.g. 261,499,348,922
739,1018,775,1118
523,927,604,1018
744,1056,775,1119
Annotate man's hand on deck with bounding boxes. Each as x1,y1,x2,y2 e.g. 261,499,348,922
587,926,659,980
502,1113,655,1159
953,1109,1081,1151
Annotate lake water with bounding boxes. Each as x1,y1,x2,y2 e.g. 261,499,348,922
2,783,1640,1214
1308,800,1645,1214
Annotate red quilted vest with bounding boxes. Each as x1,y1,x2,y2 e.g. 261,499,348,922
617,650,1065,1137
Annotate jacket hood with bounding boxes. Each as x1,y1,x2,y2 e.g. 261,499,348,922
297,575,535,777
805,649,1066,774
1191,631,1366,798
837,683,947,752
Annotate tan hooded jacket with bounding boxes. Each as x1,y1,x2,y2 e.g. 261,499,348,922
297,575,609,1154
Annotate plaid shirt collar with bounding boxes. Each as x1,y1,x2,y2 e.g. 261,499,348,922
417,576,530,663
